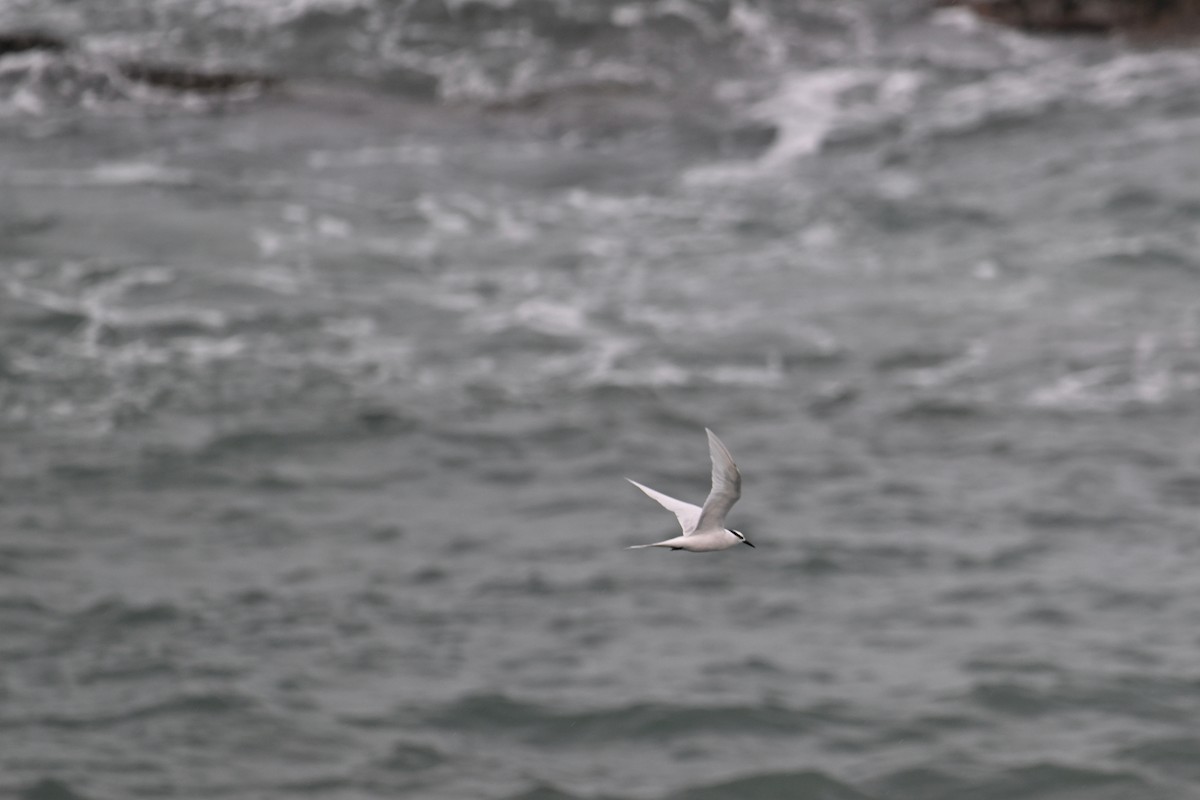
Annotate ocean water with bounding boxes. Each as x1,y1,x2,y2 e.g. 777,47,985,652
3,1,1200,798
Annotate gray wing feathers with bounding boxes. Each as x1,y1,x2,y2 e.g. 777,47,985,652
695,428,741,531
626,478,702,535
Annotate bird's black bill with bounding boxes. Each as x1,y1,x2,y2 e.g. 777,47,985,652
743,540,755,548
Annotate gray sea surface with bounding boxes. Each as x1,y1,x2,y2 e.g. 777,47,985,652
3,1,1200,798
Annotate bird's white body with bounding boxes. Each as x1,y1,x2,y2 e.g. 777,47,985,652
625,428,754,552
629,528,745,552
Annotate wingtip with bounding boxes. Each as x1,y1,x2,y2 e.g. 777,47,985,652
705,427,729,452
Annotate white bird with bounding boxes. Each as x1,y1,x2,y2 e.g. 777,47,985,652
626,428,754,552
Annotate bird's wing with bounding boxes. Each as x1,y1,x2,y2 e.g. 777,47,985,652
694,428,741,532
626,479,702,535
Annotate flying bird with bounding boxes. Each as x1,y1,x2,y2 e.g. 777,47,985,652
626,428,754,552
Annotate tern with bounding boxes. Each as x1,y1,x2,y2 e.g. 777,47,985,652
626,428,754,552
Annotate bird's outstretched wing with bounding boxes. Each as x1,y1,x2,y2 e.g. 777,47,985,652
695,428,741,532
626,479,702,535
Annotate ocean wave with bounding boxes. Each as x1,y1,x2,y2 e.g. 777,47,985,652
270,775,358,795
500,770,876,800
5,690,255,731
748,68,924,168
1021,506,1140,530
412,693,852,744
1117,736,1200,781
966,674,1200,723
1024,349,1200,414
16,778,92,800
2,162,195,188
0,594,50,614
1159,473,1200,507
945,762,1165,800
1080,238,1200,275
667,769,873,800
502,785,594,800
890,395,990,421
68,597,184,629
867,765,970,800
377,739,446,772
870,760,1166,800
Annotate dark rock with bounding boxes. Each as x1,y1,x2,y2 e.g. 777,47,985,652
116,61,279,94
0,30,69,57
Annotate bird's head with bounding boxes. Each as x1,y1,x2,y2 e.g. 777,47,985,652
730,529,755,548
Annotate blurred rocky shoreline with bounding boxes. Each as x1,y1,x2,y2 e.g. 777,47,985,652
0,29,276,102
2,0,1197,119
939,0,1200,35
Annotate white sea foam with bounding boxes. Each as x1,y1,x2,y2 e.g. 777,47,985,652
1,162,194,187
